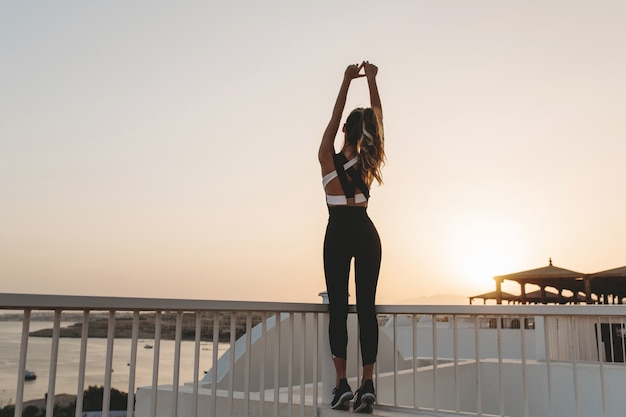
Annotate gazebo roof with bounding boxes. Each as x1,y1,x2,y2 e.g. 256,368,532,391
526,290,565,302
494,259,584,283
587,265,626,297
470,288,584,305
493,259,586,294
523,289,587,304
468,290,517,303
589,266,626,278
492,260,626,304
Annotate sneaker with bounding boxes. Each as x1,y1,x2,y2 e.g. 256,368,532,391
353,380,376,413
331,378,353,410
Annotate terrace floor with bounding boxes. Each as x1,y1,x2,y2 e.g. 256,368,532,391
319,405,462,417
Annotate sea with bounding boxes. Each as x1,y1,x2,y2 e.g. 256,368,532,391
0,320,228,407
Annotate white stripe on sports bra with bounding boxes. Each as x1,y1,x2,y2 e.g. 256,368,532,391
322,156,359,188
326,193,368,206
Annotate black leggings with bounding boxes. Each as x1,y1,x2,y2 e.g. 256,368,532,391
324,206,381,365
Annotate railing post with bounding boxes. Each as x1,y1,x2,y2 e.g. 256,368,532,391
534,316,546,360
319,291,334,405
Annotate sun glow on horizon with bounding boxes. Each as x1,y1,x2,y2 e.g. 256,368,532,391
441,212,528,292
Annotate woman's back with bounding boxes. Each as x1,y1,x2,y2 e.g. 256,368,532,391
322,150,369,207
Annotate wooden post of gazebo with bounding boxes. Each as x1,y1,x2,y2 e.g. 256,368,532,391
557,288,564,304
520,282,527,304
584,277,592,304
495,277,503,304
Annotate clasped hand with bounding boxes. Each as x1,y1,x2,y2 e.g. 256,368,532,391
344,61,378,80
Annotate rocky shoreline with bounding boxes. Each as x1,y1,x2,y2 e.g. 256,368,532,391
28,312,264,343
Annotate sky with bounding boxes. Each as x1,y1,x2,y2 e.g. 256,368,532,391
2,1,626,304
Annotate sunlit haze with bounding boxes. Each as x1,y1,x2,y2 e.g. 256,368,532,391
2,1,626,304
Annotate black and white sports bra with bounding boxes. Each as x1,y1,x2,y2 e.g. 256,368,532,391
322,153,370,206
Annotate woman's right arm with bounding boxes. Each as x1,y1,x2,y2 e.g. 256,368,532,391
363,62,382,119
318,64,364,165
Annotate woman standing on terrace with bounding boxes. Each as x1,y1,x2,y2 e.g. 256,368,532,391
318,61,385,413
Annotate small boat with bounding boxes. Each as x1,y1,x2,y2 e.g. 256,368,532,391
24,370,37,380
144,344,153,349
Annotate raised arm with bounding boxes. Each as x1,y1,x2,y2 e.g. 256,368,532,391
318,64,364,164
363,61,382,119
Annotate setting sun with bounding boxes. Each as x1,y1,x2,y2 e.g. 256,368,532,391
441,212,527,292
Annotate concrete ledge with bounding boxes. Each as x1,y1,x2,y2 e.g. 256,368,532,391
135,385,316,417
319,404,462,417
135,384,471,417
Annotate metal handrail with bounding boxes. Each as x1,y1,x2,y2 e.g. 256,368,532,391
4,293,626,417
4,292,626,314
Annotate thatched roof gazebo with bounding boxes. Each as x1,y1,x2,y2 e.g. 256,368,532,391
493,258,590,304
468,290,517,305
588,266,626,304
493,259,626,305
521,289,584,304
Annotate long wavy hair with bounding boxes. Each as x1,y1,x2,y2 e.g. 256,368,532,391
345,107,385,186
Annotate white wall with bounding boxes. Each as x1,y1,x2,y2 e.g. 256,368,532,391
197,313,410,392
375,359,626,417
382,316,538,361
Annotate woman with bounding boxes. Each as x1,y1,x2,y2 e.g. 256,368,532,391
318,61,385,413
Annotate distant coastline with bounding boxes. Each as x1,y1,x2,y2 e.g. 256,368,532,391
9,312,264,343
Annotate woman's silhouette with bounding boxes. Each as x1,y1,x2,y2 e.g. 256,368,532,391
318,61,385,413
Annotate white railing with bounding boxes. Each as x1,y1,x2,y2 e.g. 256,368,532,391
0,294,328,417
2,294,626,417
373,304,626,417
